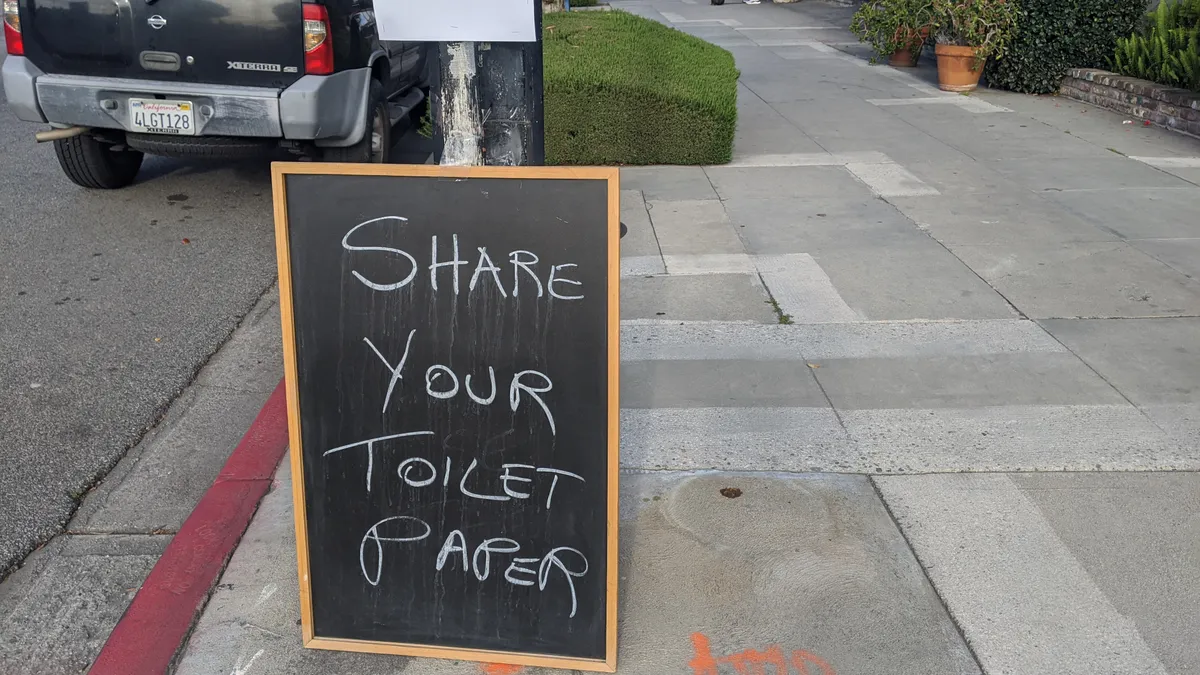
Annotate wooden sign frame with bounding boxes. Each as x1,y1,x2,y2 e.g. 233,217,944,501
271,162,620,672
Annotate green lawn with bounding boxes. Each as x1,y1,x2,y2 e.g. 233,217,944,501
543,10,739,165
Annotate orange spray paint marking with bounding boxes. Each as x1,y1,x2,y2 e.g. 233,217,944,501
689,632,836,675
479,664,524,675
793,650,836,675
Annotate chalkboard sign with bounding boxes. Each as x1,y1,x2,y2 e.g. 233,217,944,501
271,163,619,672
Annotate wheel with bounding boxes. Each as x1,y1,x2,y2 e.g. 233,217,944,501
711,0,725,5
324,80,391,164
53,134,144,189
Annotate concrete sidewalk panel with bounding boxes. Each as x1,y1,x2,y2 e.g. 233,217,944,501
621,407,850,472
621,167,718,201
809,241,1018,321
990,157,1197,192
724,196,925,252
178,466,980,675
755,253,863,322
844,162,940,197
0,534,167,674
1142,402,1200,449
71,383,271,534
621,359,830,408
705,165,872,200
974,92,1200,159
812,127,970,166
1048,188,1200,239
1011,472,1200,674
889,192,1119,246
1160,166,1200,185
733,91,827,157
896,158,1026,195
620,274,777,323
1040,318,1200,405
1132,238,1200,280
195,293,283,394
900,113,1111,161
773,98,922,141
845,404,1182,472
875,474,1172,675
619,319,1065,362
647,199,746,255
809,352,1127,410
620,189,661,256
951,241,1200,319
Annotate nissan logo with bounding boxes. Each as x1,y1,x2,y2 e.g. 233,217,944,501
147,15,167,29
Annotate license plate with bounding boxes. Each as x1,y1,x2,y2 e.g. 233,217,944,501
129,99,196,136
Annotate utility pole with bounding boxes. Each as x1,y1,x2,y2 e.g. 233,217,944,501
433,1,544,167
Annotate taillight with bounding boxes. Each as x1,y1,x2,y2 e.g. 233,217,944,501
3,0,22,56
302,3,332,75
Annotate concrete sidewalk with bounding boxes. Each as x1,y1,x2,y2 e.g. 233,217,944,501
144,0,1200,673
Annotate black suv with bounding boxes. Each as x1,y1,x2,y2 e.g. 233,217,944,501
1,0,430,188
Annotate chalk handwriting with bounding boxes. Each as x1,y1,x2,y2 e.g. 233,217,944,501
470,248,507,297
430,234,466,294
367,522,589,616
324,438,586,506
509,250,542,298
548,264,584,301
323,431,435,492
364,330,558,434
342,222,584,300
360,516,431,586
342,216,418,291
337,217,600,626
363,329,416,414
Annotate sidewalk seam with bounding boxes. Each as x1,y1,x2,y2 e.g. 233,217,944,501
868,475,987,674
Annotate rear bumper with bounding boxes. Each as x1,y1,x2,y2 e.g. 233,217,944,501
1,57,369,146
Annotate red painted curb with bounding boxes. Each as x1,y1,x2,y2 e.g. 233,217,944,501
90,380,289,675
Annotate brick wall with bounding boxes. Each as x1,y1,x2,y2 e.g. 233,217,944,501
1060,68,1200,138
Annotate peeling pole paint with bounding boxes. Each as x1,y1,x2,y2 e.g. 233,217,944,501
433,2,543,167
438,42,484,166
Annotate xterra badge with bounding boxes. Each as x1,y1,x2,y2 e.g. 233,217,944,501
227,61,282,72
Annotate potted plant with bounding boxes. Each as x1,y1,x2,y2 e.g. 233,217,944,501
850,0,935,68
930,0,1019,91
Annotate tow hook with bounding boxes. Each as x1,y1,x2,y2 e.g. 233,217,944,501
35,126,89,143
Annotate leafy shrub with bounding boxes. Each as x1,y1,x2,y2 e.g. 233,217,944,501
931,0,1020,61
1112,0,1200,92
544,11,738,165
985,0,1145,94
850,0,935,62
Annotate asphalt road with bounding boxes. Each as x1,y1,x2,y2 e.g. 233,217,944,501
0,52,432,577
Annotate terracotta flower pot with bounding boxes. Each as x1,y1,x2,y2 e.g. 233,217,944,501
889,48,920,67
935,44,984,92
888,26,926,67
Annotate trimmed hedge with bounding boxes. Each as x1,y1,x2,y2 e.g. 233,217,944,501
985,0,1145,94
544,11,739,165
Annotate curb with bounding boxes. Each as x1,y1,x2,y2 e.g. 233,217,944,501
90,380,290,675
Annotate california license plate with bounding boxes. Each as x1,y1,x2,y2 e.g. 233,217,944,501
129,99,196,136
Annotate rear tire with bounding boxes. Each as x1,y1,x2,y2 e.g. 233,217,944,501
324,81,391,164
54,134,144,189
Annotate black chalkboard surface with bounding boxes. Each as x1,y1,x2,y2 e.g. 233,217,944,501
272,164,619,672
